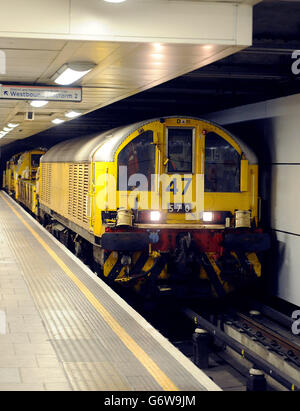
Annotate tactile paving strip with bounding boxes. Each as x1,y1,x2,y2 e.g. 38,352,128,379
0,192,220,391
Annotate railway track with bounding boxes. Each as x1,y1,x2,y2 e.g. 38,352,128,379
231,311,300,368
182,303,300,391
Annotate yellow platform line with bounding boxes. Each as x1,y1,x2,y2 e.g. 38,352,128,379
1,193,178,391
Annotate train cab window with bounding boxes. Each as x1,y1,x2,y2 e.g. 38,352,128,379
14,154,21,165
31,154,43,167
118,130,155,191
205,132,240,192
167,128,193,173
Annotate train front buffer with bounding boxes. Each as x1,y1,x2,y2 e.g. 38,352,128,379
100,224,270,299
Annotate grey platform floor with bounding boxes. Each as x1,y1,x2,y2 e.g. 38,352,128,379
0,191,220,391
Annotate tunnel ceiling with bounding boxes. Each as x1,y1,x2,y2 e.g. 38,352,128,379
2,0,300,158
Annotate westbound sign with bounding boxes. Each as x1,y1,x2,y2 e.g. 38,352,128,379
0,84,82,102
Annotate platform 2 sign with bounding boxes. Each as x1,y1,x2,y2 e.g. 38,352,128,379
0,85,82,102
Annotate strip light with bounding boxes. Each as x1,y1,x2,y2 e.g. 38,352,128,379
52,62,96,85
0,121,19,138
65,111,81,118
52,118,65,124
31,100,48,108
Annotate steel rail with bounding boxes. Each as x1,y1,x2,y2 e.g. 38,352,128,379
235,312,300,363
183,307,300,391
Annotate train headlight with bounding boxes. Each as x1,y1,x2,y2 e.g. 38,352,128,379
203,212,213,222
150,211,161,222
201,211,232,224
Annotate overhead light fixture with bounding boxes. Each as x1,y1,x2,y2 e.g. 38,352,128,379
3,127,13,132
30,100,48,108
52,62,96,85
7,122,19,128
151,53,163,60
52,118,65,125
153,43,163,52
65,111,81,118
104,0,127,3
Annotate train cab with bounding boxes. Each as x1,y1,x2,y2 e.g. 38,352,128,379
38,116,270,298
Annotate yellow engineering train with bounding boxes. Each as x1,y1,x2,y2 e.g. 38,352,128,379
4,149,45,212
4,116,270,299
3,152,21,195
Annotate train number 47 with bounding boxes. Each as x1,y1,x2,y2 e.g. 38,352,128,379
166,177,192,195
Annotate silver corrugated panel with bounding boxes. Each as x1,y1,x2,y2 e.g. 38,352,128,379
40,116,257,164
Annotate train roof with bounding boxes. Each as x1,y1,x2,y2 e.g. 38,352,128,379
40,116,258,164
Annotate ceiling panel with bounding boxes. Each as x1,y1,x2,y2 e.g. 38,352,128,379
3,50,59,80
0,0,257,147
0,38,243,147
0,38,66,50
3,1,297,158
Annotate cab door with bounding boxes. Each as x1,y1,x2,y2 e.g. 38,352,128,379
161,120,204,222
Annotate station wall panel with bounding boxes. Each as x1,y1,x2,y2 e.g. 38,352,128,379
272,114,300,164
271,164,300,235
207,93,300,306
271,231,300,306
270,113,300,305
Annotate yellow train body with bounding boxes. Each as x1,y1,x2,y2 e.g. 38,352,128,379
39,117,258,235
3,153,22,194
4,150,45,213
5,117,269,299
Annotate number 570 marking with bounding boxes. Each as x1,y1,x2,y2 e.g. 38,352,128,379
166,177,192,195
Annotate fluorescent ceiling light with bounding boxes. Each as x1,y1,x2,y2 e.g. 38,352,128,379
7,123,19,128
153,43,163,52
65,111,81,118
53,62,96,85
3,127,12,132
151,53,163,59
30,100,48,108
104,0,127,3
52,118,65,124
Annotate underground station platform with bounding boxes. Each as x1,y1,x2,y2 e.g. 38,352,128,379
0,191,220,391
